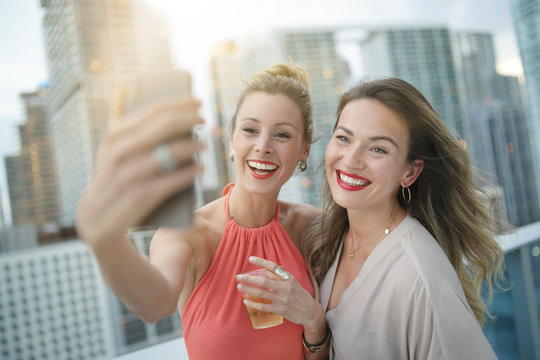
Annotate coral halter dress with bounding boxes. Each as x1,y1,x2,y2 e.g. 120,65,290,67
181,185,313,359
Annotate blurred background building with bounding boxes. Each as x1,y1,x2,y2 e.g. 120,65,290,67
40,0,173,226
0,231,181,360
511,0,540,199
4,87,60,229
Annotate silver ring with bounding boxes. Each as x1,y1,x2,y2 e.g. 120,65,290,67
153,144,177,172
274,266,290,280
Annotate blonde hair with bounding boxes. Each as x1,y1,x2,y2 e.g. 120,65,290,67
231,63,313,143
303,78,505,325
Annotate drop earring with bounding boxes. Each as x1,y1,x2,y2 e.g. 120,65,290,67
228,150,235,162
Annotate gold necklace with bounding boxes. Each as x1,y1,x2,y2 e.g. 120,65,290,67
346,226,391,260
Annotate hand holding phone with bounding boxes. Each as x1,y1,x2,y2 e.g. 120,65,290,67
117,69,198,229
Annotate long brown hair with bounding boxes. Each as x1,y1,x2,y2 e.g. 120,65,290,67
303,78,505,325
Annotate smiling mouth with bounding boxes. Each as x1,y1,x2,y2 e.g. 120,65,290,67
248,160,279,177
336,170,371,190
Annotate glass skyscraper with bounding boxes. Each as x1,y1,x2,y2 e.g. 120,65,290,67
511,0,540,198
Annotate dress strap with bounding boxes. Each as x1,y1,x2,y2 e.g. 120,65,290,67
273,201,280,222
223,183,234,222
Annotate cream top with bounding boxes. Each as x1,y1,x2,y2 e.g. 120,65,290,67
320,214,497,360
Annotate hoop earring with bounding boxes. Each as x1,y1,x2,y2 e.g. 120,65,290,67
401,186,411,204
228,150,235,162
296,160,307,172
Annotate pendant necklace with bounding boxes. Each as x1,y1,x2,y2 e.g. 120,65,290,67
347,210,395,260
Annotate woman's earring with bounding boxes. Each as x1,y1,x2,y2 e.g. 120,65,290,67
296,160,307,172
401,186,411,204
228,150,235,162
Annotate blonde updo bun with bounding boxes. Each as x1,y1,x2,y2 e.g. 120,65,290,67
231,63,313,143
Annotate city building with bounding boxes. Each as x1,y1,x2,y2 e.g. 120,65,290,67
0,188,5,226
0,224,38,253
452,31,539,227
40,0,172,225
468,102,539,226
0,240,114,360
358,27,464,136
511,0,540,197
0,233,182,360
210,29,350,206
4,87,60,228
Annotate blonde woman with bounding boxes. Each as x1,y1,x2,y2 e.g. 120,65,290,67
303,78,504,359
77,64,329,359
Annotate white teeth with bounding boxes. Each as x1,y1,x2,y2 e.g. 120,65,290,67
248,161,278,171
339,173,369,187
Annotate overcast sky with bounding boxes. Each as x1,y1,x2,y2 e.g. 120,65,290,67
0,0,522,222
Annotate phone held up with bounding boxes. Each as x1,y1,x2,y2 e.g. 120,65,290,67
119,68,197,229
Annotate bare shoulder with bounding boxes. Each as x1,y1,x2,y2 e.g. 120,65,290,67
149,196,227,311
280,200,320,223
193,196,227,237
279,201,321,245
150,197,226,265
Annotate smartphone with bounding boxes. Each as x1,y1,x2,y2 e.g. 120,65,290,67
120,68,196,229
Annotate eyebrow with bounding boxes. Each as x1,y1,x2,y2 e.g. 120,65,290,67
335,125,399,149
240,117,298,130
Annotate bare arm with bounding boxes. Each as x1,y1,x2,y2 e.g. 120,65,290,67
76,79,204,322
89,229,194,322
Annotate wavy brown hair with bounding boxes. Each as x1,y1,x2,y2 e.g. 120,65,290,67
302,78,505,325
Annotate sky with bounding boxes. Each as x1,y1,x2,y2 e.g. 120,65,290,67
0,0,523,223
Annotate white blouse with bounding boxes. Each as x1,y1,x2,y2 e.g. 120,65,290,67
320,214,497,360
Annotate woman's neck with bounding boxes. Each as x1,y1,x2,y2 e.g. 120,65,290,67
346,202,406,245
228,185,279,228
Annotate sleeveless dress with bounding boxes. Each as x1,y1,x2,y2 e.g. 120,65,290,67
182,185,314,360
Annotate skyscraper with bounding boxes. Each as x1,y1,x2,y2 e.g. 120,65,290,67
468,102,539,226
40,0,172,225
511,0,540,196
359,27,463,136
211,29,349,206
4,87,60,228
452,31,539,226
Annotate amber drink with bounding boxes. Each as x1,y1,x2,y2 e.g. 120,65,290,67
240,269,283,329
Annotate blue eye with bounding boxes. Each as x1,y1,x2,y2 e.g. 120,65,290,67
336,135,348,142
372,147,388,154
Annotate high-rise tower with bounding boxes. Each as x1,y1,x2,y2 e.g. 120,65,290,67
40,0,172,225
511,0,540,197
4,87,60,227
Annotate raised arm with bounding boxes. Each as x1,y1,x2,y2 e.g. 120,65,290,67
76,80,203,322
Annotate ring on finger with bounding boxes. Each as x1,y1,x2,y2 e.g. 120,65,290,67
274,266,290,280
153,143,177,172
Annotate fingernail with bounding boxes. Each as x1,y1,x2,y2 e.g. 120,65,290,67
249,256,256,263
237,284,242,291
243,300,248,305
236,275,243,281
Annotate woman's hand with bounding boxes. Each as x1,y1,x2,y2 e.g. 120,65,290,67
236,256,327,338
76,80,204,249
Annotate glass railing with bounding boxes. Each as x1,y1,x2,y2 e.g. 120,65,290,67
117,220,540,360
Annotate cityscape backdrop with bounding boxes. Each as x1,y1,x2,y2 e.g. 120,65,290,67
1,0,540,359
